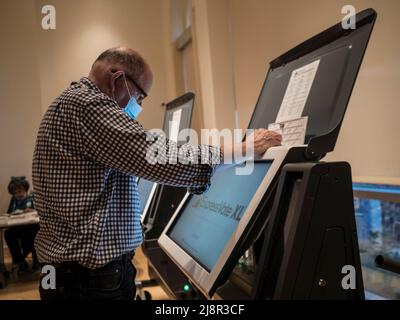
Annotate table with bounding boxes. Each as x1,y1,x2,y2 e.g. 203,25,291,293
0,211,39,288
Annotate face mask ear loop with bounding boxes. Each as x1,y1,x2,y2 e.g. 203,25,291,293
122,73,133,99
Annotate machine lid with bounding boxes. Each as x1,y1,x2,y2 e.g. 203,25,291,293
247,8,377,159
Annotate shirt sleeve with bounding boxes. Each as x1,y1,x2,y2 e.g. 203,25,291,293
79,97,222,193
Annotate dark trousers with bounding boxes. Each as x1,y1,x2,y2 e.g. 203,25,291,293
39,253,136,300
4,224,39,264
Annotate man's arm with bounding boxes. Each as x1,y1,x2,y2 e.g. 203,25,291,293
79,97,221,192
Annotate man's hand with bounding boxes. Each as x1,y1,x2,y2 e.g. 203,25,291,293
219,129,282,165
243,129,282,159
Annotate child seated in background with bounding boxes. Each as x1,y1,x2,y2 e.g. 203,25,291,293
4,176,39,272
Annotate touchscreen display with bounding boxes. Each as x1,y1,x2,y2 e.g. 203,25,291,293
168,161,272,271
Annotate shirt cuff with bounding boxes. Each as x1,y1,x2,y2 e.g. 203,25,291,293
187,145,222,195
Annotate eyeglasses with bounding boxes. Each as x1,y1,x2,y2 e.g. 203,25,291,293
125,74,147,103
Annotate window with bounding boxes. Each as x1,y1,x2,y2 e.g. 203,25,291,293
353,183,400,300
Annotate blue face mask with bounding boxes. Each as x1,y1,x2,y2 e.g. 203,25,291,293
121,74,143,119
124,96,142,119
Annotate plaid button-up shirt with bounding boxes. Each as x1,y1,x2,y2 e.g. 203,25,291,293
33,77,221,269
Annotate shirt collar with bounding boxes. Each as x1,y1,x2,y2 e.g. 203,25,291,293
79,77,102,93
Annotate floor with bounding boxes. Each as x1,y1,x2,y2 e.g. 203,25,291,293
0,245,170,300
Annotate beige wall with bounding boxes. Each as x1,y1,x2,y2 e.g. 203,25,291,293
205,0,237,130
0,0,43,213
34,0,173,129
180,0,237,131
0,0,176,212
230,0,400,184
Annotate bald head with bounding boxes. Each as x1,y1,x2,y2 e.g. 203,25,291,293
88,47,153,108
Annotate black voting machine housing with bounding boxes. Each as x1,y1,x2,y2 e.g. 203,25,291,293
142,8,377,299
141,91,195,235
213,8,376,300
138,92,197,299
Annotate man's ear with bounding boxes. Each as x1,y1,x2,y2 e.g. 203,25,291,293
110,70,124,93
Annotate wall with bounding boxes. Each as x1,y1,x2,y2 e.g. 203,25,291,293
0,0,43,213
34,0,172,129
192,0,237,130
230,0,400,184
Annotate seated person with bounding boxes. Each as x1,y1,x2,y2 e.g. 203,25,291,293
4,176,39,272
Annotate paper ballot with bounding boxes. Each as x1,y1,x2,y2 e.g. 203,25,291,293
169,109,182,142
276,60,320,123
268,117,308,147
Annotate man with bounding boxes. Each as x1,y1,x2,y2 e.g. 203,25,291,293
32,47,281,300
